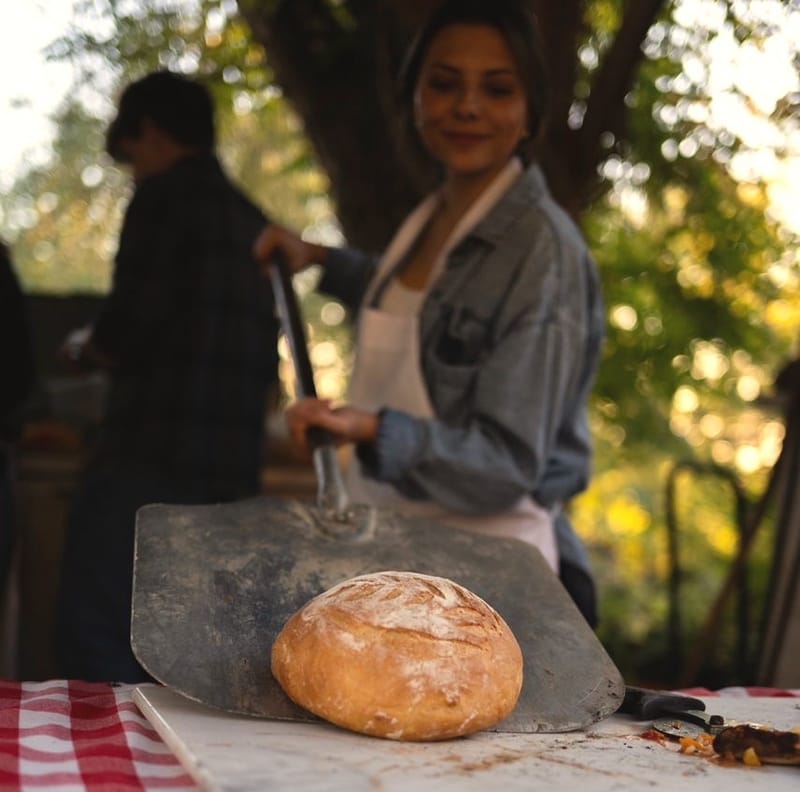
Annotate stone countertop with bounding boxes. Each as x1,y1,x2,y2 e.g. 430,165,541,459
133,685,800,791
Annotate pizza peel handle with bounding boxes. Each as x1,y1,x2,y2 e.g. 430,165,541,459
268,252,349,521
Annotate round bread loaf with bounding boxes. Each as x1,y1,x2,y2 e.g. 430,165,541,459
270,570,523,741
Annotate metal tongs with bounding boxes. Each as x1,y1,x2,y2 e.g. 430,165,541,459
267,251,350,522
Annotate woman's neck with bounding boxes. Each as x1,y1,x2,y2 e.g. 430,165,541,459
394,159,520,291
438,163,512,224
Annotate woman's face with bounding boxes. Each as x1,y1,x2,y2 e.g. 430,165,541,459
413,23,528,184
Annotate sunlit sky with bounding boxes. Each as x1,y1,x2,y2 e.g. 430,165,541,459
0,1,77,187
1,0,799,232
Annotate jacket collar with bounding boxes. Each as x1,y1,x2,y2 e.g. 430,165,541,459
466,162,549,247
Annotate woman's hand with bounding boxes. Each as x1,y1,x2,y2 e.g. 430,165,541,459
253,223,329,274
286,397,379,453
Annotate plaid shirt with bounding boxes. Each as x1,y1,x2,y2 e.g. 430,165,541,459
90,154,278,498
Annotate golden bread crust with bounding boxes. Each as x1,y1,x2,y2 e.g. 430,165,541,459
270,571,523,741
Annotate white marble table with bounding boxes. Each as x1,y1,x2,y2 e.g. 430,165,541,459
133,686,800,791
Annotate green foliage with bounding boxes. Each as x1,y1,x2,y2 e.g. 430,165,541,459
3,0,336,295
4,0,799,687
0,99,129,292
573,1,799,685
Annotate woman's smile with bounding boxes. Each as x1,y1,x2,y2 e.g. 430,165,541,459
414,23,529,190
444,131,491,145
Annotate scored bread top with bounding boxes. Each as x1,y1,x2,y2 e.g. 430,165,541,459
270,570,524,740
296,570,509,644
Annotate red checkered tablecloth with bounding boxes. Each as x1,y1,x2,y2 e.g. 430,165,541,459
0,680,197,791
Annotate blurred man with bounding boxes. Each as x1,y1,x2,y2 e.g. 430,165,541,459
55,71,280,682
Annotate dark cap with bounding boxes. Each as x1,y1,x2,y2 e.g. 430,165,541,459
106,70,215,161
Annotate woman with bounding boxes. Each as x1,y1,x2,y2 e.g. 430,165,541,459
254,0,604,625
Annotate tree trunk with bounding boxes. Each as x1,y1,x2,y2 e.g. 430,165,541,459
240,0,668,244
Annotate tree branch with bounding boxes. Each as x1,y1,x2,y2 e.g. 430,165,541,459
581,0,668,152
240,0,423,248
533,0,585,134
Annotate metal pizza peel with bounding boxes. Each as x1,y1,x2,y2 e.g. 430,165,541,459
130,255,624,733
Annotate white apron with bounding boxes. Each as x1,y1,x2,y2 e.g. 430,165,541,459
344,160,559,571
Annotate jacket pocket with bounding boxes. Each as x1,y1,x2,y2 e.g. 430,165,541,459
427,361,476,421
434,306,490,367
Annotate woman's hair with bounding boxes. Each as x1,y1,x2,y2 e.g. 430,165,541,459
398,0,550,161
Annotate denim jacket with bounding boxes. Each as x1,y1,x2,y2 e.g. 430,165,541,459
319,164,605,570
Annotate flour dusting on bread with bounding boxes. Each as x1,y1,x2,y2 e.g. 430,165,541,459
270,570,523,741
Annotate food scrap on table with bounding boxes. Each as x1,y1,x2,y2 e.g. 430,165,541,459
677,732,716,758
641,723,800,768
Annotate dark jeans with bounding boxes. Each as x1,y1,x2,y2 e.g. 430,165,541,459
55,466,240,683
559,558,599,629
